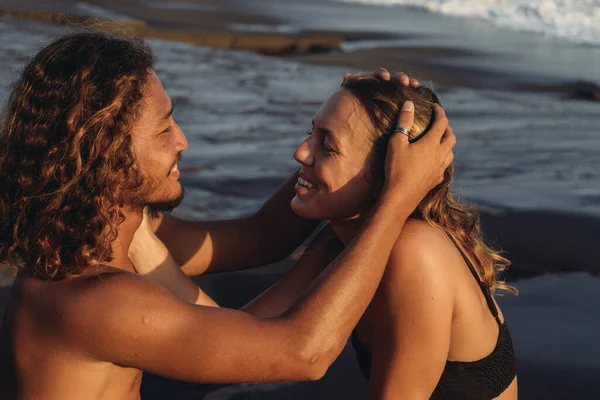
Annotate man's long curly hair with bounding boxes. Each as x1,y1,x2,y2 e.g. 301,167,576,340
0,32,155,281
342,74,516,294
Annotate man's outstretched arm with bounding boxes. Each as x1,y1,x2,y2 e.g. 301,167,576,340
80,103,455,384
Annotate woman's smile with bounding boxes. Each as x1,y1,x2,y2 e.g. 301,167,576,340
295,173,318,195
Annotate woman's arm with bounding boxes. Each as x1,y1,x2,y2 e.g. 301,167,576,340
130,209,340,312
367,221,455,400
241,223,342,317
129,209,218,306
150,170,321,277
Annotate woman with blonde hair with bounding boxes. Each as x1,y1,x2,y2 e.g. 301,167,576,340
297,74,518,399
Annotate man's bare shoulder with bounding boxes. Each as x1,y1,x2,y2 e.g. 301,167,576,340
67,267,167,298
15,266,168,304
62,268,182,319
12,268,182,346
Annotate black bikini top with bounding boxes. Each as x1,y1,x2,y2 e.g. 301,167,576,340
351,235,517,399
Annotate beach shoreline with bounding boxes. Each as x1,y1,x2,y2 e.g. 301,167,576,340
1,0,598,98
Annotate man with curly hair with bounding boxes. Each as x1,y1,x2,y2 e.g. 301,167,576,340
0,32,454,399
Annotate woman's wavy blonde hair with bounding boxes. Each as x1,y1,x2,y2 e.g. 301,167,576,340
342,74,516,294
0,32,154,281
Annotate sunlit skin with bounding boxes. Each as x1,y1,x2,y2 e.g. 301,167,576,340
291,89,518,399
1,66,454,400
127,85,515,398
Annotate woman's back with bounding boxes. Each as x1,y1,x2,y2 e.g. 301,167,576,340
352,219,517,399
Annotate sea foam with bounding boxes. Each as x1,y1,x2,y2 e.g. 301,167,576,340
333,0,600,45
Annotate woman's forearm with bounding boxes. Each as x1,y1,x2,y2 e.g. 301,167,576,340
130,229,218,306
152,171,320,276
141,251,217,306
242,224,339,317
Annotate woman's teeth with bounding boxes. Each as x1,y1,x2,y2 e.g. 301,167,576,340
297,177,315,189
171,164,179,172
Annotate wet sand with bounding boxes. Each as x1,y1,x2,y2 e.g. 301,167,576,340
481,210,600,278
0,0,343,53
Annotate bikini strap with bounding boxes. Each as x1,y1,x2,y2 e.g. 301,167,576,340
446,233,502,326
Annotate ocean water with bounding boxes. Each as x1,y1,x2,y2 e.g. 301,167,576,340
1,14,599,220
69,2,137,21
333,0,600,45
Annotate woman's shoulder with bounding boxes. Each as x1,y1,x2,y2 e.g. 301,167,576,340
388,218,459,283
394,218,454,256
374,219,457,318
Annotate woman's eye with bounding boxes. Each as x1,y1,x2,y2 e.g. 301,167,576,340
322,141,334,153
306,129,313,136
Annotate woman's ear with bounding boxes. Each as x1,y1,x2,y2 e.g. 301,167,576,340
363,140,387,197
363,165,384,200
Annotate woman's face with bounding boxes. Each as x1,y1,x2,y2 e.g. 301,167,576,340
291,89,377,221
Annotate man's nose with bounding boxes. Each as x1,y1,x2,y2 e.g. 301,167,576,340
173,121,188,151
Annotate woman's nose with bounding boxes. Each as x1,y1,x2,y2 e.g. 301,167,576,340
293,139,314,166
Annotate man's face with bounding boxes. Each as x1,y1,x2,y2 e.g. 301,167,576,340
129,69,188,215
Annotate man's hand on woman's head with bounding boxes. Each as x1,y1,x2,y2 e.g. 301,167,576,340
343,68,420,87
382,102,455,207
342,68,453,207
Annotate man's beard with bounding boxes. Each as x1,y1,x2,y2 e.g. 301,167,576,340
126,169,185,217
145,187,185,218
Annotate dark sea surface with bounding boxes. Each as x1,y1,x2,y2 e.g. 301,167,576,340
1,3,599,220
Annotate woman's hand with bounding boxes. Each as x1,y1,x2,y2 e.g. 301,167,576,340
129,208,170,276
129,208,218,306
